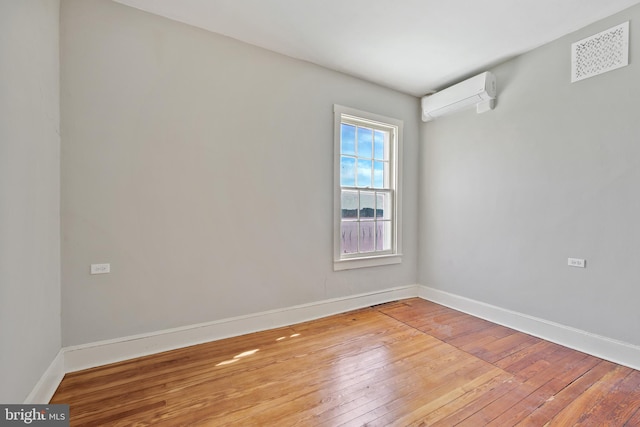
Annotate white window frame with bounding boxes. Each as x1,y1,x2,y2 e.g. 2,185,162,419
333,105,403,271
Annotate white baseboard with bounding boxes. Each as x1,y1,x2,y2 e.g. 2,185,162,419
27,285,417,403
63,285,420,374
27,283,640,403
23,350,65,404
418,285,640,371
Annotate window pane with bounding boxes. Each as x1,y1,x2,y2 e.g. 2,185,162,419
360,191,375,218
341,190,358,219
357,127,373,159
359,222,375,253
340,156,356,187
376,221,392,251
356,159,372,188
335,108,400,264
376,193,384,218
374,130,386,160
341,124,356,155
341,221,358,254
377,192,392,220
373,161,385,188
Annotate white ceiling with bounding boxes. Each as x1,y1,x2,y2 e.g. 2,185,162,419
114,0,640,96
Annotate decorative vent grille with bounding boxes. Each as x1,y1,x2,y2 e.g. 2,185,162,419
571,21,629,83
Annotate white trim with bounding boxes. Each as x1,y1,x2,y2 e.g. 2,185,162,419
63,285,419,373
26,284,640,403
333,104,403,271
333,253,402,271
23,350,65,404
26,285,418,402
418,285,640,371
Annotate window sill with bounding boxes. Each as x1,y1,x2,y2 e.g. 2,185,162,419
333,254,402,271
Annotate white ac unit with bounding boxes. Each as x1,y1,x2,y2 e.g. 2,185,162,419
421,71,497,122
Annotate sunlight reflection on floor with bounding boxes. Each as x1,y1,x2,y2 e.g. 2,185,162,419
215,333,302,367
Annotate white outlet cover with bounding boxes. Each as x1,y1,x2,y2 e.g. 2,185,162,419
90,263,111,274
568,258,586,268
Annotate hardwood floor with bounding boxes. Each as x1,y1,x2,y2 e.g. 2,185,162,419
51,298,640,426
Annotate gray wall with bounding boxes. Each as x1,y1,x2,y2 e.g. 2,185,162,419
0,0,61,402
4,0,638,400
419,5,640,345
60,0,419,346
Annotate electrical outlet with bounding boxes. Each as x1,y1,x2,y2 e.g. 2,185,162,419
91,263,111,275
568,258,586,268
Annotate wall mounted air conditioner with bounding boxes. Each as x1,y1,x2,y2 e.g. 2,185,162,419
421,71,497,122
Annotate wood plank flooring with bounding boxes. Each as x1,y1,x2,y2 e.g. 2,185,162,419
50,298,640,426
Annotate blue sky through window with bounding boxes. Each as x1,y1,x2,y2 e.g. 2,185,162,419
340,156,355,186
341,123,388,188
357,128,373,158
374,130,384,159
357,160,372,187
341,124,355,155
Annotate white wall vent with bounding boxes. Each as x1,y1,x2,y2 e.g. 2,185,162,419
571,21,629,83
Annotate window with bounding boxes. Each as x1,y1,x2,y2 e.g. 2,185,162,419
334,105,402,270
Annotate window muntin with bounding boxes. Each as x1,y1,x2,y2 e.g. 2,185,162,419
334,105,402,270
